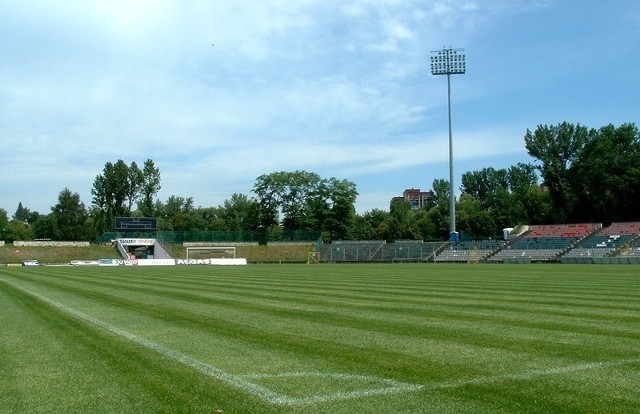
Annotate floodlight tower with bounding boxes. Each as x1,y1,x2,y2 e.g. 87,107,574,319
430,47,466,242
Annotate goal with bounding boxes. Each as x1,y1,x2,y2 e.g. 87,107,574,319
186,246,237,260
307,251,320,264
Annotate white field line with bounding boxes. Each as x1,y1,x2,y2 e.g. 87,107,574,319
2,278,638,405
428,358,640,391
0,278,421,405
240,372,424,405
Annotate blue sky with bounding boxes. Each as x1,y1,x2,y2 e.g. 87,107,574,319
1,1,638,216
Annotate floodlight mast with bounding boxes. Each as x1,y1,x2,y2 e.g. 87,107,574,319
430,47,466,242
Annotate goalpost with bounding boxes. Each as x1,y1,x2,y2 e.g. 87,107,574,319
186,246,237,260
307,251,320,264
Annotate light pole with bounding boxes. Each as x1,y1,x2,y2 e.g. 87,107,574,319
430,47,465,242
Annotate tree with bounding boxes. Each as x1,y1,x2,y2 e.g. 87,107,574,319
525,121,640,223
33,215,61,240
321,177,358,240
426,179,451,239
91,160,131,231
279,171,320,230
125,162,144,213
456,194,497,239
524,122,595,222
138,159,162,217
461,168,507,202
252,170,357,237
252,172,284,230
0,209,8,239
570,123,640,222
189,206,226,231
507,163,538,197
521,185,552,225
92,159,161,233
431,179,451,212
155,195,195,231
350,209,388,240
422,206,449,240
4,220,33,243
460,163,548,237
13,202,31,222
51,188,89,240
220,193,259,231
460,167,511,232
387,199,419,240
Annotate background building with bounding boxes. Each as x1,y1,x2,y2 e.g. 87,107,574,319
390,188,434,211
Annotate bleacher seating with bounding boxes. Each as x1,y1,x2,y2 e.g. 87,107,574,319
488,223,600,263
320,240,386,262
562,222,640,259
377,240,445,262
525,223,598,238
317,223,640,263
320,240,446,262
619,240,640,257
435,240,504,262
599,222,640,236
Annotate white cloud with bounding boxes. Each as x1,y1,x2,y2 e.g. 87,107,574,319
1,0,637,216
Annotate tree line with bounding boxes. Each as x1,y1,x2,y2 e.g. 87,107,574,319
1,122,638,243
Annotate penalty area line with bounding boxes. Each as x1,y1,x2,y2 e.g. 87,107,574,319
0,278,284,403
0,278,423,405
239,372,424,405
428,358,640,391
8,278,630,405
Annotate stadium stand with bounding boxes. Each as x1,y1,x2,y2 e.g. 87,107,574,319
319,240,446,262
317,223,640,264
488,223,600,263
376,240,445,262
435,240,505,263
320,240,386,262
525,223,599,238
619,239,640,257
561,223,640,263
561,222,640,262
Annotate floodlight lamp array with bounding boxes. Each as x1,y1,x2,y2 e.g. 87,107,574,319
430,48,466,75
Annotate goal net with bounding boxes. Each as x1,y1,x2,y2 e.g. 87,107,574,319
186,246,237,260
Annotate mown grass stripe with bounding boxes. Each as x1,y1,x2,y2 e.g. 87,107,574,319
31,265,640,319
15,267,640,330
12,272,635,366
7,267,638,368
0,277,291,402
0,277,424,406
16,269,639,355
2,264,639,413
428,357,640,390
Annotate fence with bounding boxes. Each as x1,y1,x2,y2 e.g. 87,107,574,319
320,241,446,263
95,230,322,247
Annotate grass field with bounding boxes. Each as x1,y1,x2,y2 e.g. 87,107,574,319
1,264,639,413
